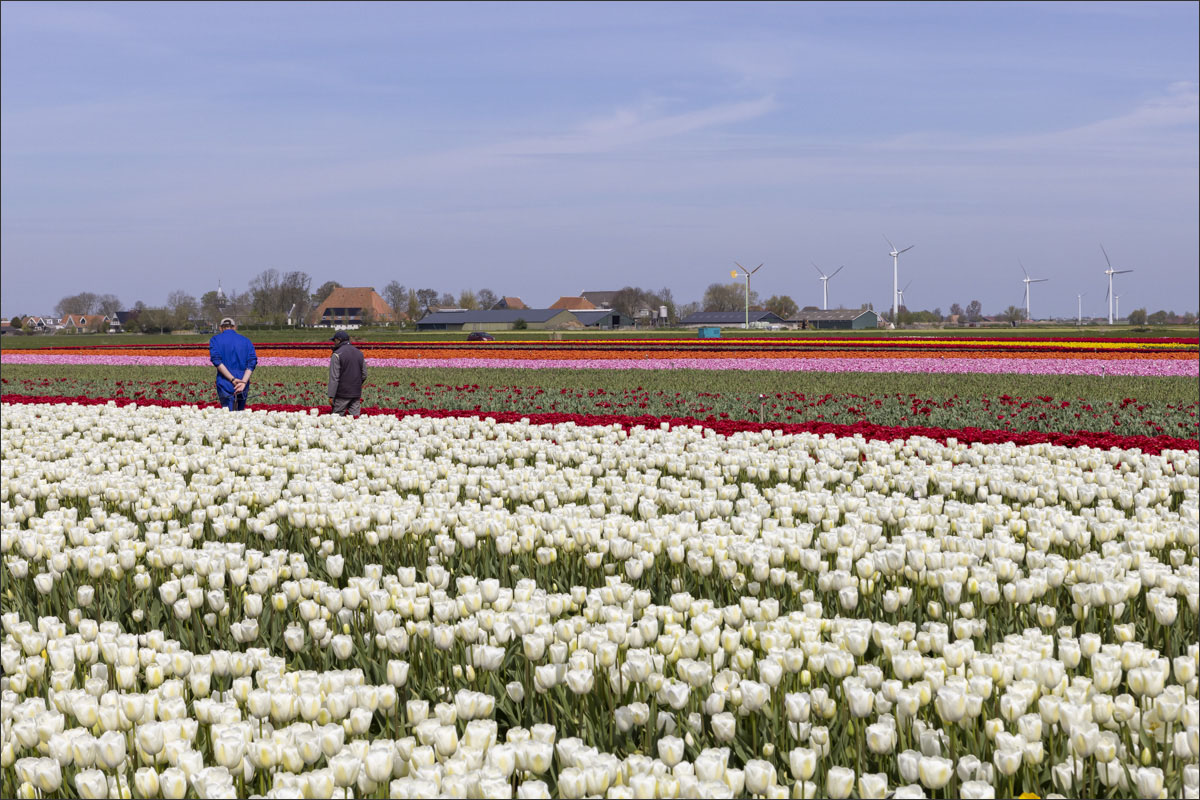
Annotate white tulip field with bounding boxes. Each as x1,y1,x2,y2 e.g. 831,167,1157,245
1,401,1198,799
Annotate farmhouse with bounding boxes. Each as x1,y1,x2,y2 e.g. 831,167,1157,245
310,287,396,328
549,296,596,311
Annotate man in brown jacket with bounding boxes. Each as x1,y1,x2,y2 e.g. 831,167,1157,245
327,330,366,417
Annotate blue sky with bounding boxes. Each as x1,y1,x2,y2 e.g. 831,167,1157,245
2,1,1197,319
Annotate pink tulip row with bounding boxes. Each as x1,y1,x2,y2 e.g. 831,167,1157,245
2,351,1196,376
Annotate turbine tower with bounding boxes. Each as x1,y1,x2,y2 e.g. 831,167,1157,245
1115,295,1121,322
731,262,763,329
885,236,914,326
896,280,911,315
1077,293,1086,326
1019,260,1048,321
812,263,844,310
1101,245,1132,326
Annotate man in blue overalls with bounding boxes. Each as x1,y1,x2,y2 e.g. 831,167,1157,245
209,317,258,410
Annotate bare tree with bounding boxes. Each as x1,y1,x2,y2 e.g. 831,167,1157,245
383,282,407,320
55,292,100,317
476,288,498,310
416,289,439,312
458,290,479,310
702,283,753,312
167,291,199,328
406,290,422,324
97,294,122,317
249,269,282,317
764,295,798,319
279,271,312,323
1001,305,1024,326
313,281,342,306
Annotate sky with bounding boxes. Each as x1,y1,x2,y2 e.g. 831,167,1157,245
2,1,1197,320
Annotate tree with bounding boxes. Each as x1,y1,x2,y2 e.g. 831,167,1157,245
313,281,342,307
249,269,282,317
55,292,99,317
477,289,498,310
438,292,456,308
513,318,527,330
657,287,677,325
1147,310,1169,325
383,282,408,320
200,290,224,324
135,308,173,334
458,290,479,310
1127,308,1148,326
279,271,313,324
677,301,700,320
249,269,310,323
1182,311,1197,326
416,289,439,313
167,291,198,328
965,300,983,322
703,282,756,312
764,295,798,320
1001,305,1025,326
949,303,964,319
97,294,122,317
406,290,421,324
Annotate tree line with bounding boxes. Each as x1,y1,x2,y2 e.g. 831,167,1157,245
18,274,1198,333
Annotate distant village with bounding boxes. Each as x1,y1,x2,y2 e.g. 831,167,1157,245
4,270,1195,336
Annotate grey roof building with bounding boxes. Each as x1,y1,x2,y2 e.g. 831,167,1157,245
572,310,634,329
790,308,880,330
417,308,579,331
680,310,786,327
580,291,619,308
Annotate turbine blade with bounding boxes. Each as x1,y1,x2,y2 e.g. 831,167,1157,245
1033,278,1048,283
812,262,825,277
1115,269,1133,274
900,245,914,253
1019,259,1028,277
883,235,896,250
1100,243,1112,267
902,280,911,292
830,265,844,278
751,264,763,273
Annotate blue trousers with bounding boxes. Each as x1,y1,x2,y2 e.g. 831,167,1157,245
217,385,249,411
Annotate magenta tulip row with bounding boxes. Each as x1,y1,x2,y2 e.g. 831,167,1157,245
2,352,1196,377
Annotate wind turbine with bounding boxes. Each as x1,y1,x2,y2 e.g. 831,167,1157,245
1101,245,1132,325
896,280,911,316
1077,293,1086,326
1115,295,1121,322
1019,260,1049,321
731,262,763,329
885,236,914,326
812,263,844,310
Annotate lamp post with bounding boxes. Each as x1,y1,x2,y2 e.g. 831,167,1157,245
731,262,763,329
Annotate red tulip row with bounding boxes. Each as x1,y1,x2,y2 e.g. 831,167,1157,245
4,393,1195,455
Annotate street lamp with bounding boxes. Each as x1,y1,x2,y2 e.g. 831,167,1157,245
731,262,763,329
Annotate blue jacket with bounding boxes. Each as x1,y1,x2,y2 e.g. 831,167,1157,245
209,330,258,393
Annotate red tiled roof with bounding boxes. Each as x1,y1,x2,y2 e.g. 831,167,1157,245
310,288,395,324
549,296,596,310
